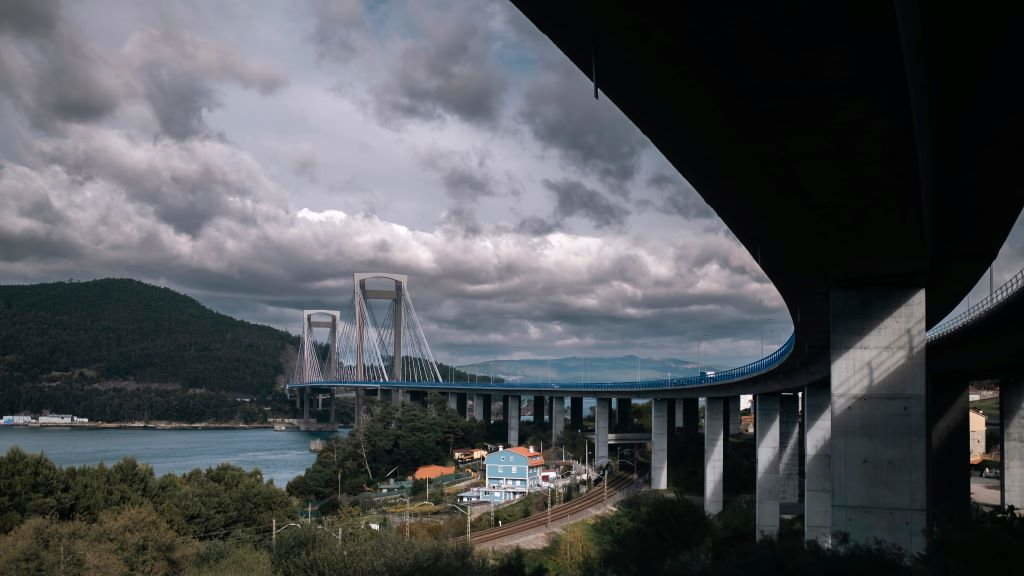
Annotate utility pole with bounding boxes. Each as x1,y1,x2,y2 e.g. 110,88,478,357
547,487,552,528
272,518,276,550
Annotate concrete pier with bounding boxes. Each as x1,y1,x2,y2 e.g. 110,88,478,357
507,395,521,446
756,393,781,539
551,396,565,444
804,379,832,546
651,399,668,489
473,394,485,421
570,397,584,430
779,393,800,505
674,399,684,429
618,398,633,431
683,398,699,437
830,287,927,556
705,397,726,515
447,392,458,412
534,395,545,424
1004,382,1024,510
927,375,968,526
595,398,610,468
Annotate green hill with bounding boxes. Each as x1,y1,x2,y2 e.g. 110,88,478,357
0,279,296,395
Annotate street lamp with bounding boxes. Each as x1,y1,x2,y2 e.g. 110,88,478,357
271,518,302,551
448,502,472,543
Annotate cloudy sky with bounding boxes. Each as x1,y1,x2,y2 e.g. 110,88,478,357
2,1,1018,368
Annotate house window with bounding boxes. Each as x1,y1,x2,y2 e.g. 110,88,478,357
511,466,517,474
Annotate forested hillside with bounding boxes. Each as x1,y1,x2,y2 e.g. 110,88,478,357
0,279,295,395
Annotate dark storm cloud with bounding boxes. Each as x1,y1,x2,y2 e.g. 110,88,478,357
0,0,59,36
647,172,715,219
515,216,557,236
521,60,649,190
314,0,506,126
545,178,630,229
0,0,118,130
124,29,287,140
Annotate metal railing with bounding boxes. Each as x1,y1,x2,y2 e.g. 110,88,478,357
289,332,796,393
927,267,1024,342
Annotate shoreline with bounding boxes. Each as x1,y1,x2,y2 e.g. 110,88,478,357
1,422,294,431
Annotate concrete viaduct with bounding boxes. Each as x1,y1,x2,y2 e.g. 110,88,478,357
289,2,1024,558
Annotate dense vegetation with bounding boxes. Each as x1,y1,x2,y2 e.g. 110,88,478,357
509,492,1024,575
0,278,497,423
0,278,295,394
287,394,491,506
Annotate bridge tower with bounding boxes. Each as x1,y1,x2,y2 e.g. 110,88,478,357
354,273,407,382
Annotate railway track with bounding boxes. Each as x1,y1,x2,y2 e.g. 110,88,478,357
462,474,635,545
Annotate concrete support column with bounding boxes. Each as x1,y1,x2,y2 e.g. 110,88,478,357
533,395,545,424
674,399,684,429
551,396,565,445
570,397,584,430
447,392,458,412
507,395,520,446
302,388,310,421
705,397,726,515
330,390,337,425
683,398,699,437
392,388,404,406
830,286,926,556
729,396,742,435
804,379,832,546
456,393,467,419
651,399,668,489
779,393,800,505
756,394,781,539
927,375,969,526
473,394,485,421
1003,382,1024,510
482,394,492,423
595,398,610,468
618,398,633,431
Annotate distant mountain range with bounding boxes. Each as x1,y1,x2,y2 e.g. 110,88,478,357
458,355,708,383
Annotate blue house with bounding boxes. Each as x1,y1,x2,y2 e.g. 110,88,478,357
481,446,545,502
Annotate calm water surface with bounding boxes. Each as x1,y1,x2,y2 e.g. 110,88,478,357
0,427,348,487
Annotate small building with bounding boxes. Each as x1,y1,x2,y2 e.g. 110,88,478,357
482,446,545,502
378,478,412,494
740,414,754,434
38,414,75,425
413,465,456,480
2,415,33,425
970,409,987,462
454,448,487,463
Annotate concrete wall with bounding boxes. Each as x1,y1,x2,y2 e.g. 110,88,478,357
1004,382,1024,509
551,396,565,444
805,379,832,546
507,395,520,446
779,393,800,505
596,398,610,468
651,399,668,489
705,397,725,515
756,393,781,539
830,287,926,556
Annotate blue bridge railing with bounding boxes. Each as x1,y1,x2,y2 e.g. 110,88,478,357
927,267,1024,342
289,332,796,393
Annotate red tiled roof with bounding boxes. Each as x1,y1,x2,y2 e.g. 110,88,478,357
413,465,456,480
507,446,544,467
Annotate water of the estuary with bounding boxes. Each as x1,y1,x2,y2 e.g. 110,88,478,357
0,427,349,486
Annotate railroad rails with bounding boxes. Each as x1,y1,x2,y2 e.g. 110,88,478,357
462,473,635,546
